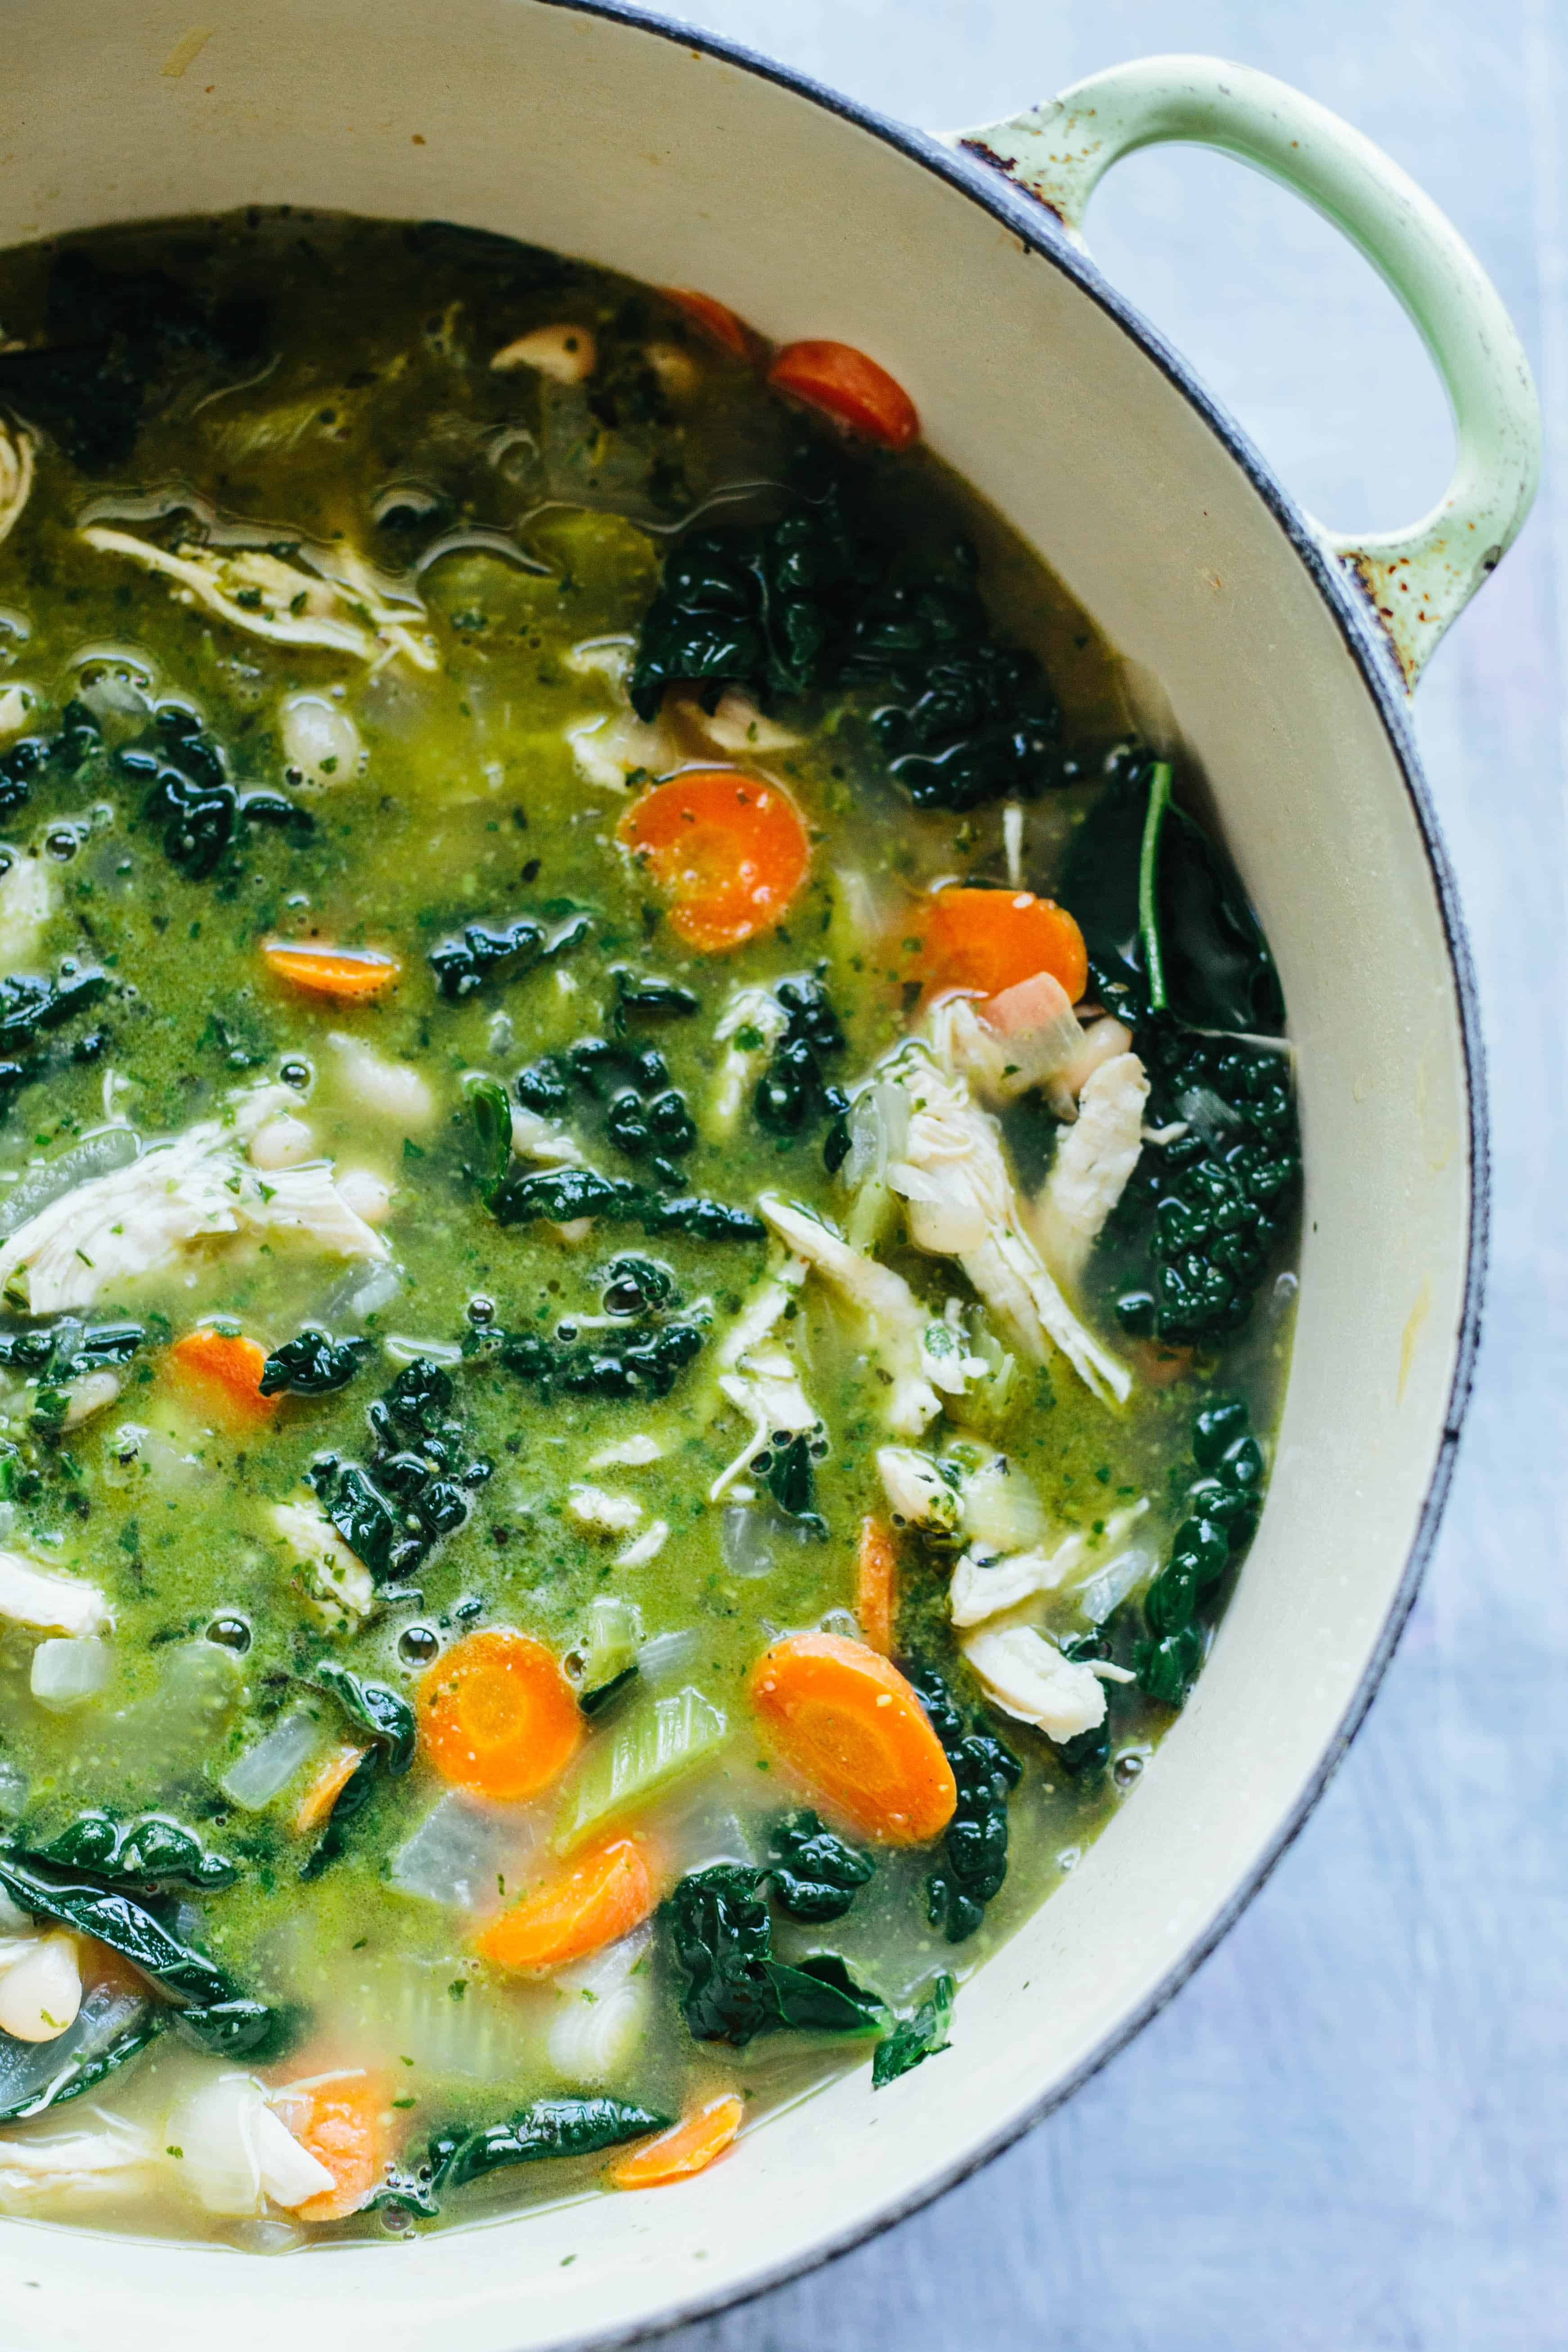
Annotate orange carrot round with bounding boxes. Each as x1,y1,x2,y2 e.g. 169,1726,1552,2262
474,1835,653,1973
909,888,1088,1004
279,2070,394,2223
293,1742,369,1837
748,1632,956,1845
618,769,809,952
767,341,919,449
855,1517,898,1658
417,1627,584,1803
608,2092,743,2190
262,941,401,1000
168,1328,275,1426
664,287,753,358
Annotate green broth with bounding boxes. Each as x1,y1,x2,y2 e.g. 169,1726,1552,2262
0,212,1296,2245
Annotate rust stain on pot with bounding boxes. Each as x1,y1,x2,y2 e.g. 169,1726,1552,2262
958,136,1072,230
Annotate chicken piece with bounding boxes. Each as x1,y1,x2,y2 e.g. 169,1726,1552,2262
0,1550,109,1636
269,1501,376,1634
960,1623,1133,1740
1035,1052,1151,1281
875,1445,961,1539
708,987,791,1139
876,1045,1131,1405
80,528,435,671
0,2112,161,2206
757,1196,944,1437
710,1255,819,1500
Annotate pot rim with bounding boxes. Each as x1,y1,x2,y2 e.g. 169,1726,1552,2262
512,5,1488,2342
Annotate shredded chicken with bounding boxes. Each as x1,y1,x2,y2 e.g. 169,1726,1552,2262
876,1445,961,1538
566,1485,643,1535
80,527,436,671
930,981,1132,1122
0,422,34,546
1035,1052,1150,1281
0,1103,387,1314
950,1498,1151,1628
708,987,790,1138
756,1196,949,1437
0,2110,161,2205
960,1623,1133,1740
710,1254,819,1499
874,1044,1131,1405
0,1550,109,1636
269,1500,375,1633
509,1105,582,1166
674,690,801,757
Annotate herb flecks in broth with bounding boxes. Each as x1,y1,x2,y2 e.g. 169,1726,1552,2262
0,213,1297,2241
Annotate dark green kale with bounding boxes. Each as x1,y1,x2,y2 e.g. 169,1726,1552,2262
611,967,699,1027
909,1668,1022,1943
0,1316,144,1430
0,965,111,1109
0,247,267,470
766,1810,874,1923
872,1971,955,2089
466,1076,515,1205
312,1661,418,1775
0,1977,165,2123
490,1164,763,1243
755,978,849,1150
487,1318,705,1404
427,2098,670,2193
258,1328,370,1397
0,697,101,823
756,1430,828,1534
309,1358,478,1586
512,1035,697,1187
665,1864,885,2047
628,470,1065,812
428,909,590,1000
0,1848,278,2056
1134,1396,1264,1707
117,706,310,881
22,1812,237,1892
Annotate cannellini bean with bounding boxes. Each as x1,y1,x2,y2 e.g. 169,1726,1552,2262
490,324,597,382
334,1168,393,1225
279,691,363,787
328,1033,436,1130
0,1932,83,2042
248,1115,316,1170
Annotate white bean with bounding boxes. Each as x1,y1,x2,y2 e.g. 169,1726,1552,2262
279,691,363,788
328,1033,435,1130
0,1931,82,2041
490,324,597,383
335,1168,393,1225
248,1114,316,1170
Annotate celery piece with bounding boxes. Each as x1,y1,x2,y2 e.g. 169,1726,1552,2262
572,1596,642,1717
555,1685,728,1853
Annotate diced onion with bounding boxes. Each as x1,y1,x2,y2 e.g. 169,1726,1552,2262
29,1634,111,1712
220,1710,323,1811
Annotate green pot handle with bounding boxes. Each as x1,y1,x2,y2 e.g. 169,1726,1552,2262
943,55,1540,691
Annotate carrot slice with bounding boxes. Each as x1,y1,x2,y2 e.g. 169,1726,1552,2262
278,2069,395,2223
262,941,401,1000
168,1328,275,1426
767,341,919,450
664,287,753,358
474,1835,653,1973
749,1632,956,1845
618,770,809,953
417,1627,584,1802
907,888,1088,1004
855,1517,898,1658
608,2092,744,2190
294,1742,370,1836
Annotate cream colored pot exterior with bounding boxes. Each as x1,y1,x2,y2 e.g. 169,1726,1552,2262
0,6,1526,2346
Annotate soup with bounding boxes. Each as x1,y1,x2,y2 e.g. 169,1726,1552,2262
0,213,1298,2243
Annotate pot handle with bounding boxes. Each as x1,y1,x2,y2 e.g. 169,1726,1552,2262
943,55,1540,691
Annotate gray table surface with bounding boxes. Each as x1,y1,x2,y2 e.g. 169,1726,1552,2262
640,3,1568,2346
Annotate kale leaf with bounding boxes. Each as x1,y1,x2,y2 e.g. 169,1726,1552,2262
1134,1395,1263,1707
312,1660,418,1775
23,1812,237,1892
428,909,590,1000
117,707,310,881
611,967,699,1026
0,1315,144,1430
754,978,848,1145
766,1810,875,1923
512,1035,697,1186
0,1847,278,2055
756,1431,827,1534
665,1863,884,2047
872,1972,955,2089
629,470,1065,812
427,2098,670,2192
490,1164,763,1243
488,1318,705,1404
309,1358,477,1586
258,1328,369,1397
909,1668,1022,1944
0,1979,165,2125
466,1077,515,1205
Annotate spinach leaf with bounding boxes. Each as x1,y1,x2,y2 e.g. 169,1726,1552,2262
872,1972,955,2089
767,1810,874,1923
258,1328,369,1397
665,1864,884,2047
909,1668,1022,1944
0,1977,165,2125
427,2098,669,2191
24,1812,237,1892
1060,755,1283,1033
428,910,590,1000
0,1848,276,2055
312,1661,417,1775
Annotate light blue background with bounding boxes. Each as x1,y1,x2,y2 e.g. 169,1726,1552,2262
644,4,1568,2346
